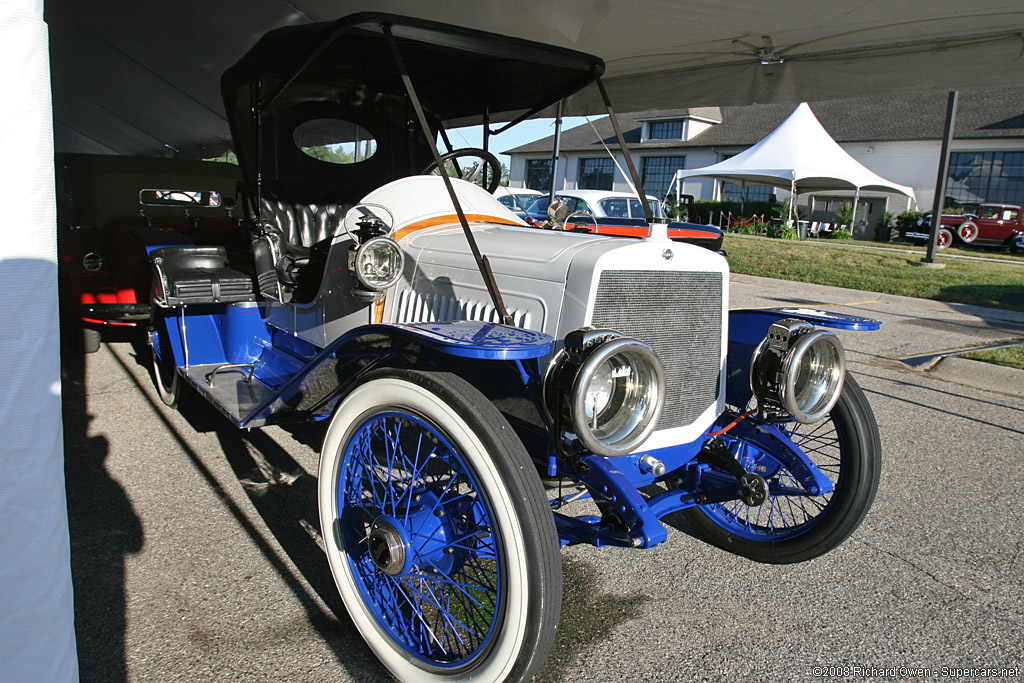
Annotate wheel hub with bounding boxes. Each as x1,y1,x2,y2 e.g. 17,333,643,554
367,517,409,576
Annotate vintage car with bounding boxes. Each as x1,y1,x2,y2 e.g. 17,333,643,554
56,154,243,351
908,202,1024,251
492,186,543,214
527,188,723,248
142,13,882,682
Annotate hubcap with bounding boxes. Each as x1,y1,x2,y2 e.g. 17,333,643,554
367,517,408,576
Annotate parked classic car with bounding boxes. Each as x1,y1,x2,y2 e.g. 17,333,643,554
56,154,243,351
142,13,882,682
492,186,543,215
908,202,1024,251
527,189,723,248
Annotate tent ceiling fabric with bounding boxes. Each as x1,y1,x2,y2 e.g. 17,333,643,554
675,102,916,196
45,0,1024,157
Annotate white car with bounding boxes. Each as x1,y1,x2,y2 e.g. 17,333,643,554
526,188,666,222
492,186,543,213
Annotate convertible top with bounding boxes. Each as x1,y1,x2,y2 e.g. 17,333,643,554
222,12,604,198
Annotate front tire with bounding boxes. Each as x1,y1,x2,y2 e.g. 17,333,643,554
684,375,881,564
319,369,561,682
936,227,953,249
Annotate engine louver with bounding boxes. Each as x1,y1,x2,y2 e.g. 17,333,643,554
395,289,532,328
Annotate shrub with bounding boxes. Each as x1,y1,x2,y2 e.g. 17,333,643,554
777,226,800,240
875,210,895,241
832,201,854,229
831,228,853,241
693,200,778,224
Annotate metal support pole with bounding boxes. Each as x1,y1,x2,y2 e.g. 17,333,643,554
549,101,563,201
923,91,959,264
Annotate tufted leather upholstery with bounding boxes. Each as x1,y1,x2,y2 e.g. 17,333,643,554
250,189,352,304
258,197,348,248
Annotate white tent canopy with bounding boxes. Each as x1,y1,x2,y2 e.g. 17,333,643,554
673,102,916,197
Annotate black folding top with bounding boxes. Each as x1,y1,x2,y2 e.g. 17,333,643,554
222,12,604,196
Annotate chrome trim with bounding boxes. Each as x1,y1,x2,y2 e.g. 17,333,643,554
570,336,665,456
207,363,255,387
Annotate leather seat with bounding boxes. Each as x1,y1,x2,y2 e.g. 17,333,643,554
251,189,350,303
151,246,254,306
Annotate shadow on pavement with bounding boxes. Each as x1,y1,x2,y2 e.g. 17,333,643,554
62,343,143,683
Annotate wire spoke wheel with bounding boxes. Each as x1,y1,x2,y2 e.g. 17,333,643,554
341,412,501,664
319,369,560,682
684,375,881,563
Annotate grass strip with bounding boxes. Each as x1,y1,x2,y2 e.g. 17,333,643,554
723,234,1024,312
960,344,1024,371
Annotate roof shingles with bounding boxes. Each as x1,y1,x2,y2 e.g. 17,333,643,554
504,88,1024,155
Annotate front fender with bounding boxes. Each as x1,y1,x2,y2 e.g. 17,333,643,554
726,308,879,409
242,321,552,426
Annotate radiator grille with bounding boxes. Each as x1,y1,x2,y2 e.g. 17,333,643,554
590,270,722,429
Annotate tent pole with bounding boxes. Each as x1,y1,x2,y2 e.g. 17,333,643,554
924,91,958,264
788,180,795,226
851,187,861,235
675,172,681,220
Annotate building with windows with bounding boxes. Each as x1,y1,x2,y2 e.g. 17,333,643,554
505,88,1024,235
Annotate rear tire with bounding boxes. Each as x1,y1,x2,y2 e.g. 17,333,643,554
81,327,101,354
957,221,979,244
149,317,180,408
684,375,881,564
319,369,561,682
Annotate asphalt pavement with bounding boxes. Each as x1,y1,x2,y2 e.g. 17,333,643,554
62,274,1024,683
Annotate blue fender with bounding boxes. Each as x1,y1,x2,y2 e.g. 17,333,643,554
726,307,879,409
241,320,552,426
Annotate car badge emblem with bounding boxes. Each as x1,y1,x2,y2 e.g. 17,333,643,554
662,248,674,261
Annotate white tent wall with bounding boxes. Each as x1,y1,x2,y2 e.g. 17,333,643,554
0,0,78,680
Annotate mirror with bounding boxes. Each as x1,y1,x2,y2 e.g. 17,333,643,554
139,189,222,207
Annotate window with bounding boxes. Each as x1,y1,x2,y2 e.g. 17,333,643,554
642,156,686,199
648,120,683,140
599,197,629,218
526,159,553,191
596,197,661,219
721,182,775,203
579,158,614,190
946,151,1024,206
293,119,377,164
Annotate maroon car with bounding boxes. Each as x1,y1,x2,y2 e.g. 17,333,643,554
57,154,243,352
934,203,1024,251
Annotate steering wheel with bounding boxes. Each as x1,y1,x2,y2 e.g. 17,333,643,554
562,212,598,233
422,148,502,194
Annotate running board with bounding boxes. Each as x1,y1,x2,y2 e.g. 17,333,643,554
179,364,276,427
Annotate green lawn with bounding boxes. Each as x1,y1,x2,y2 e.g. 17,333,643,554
722,234,1024,312
961,343,1024,371
848,238,1024,263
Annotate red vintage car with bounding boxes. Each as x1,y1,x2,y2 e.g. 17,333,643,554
57,154,244,352
933,203,1024,251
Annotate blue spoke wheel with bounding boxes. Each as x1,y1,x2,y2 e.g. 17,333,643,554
319,369,560,682
685,375,881,563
